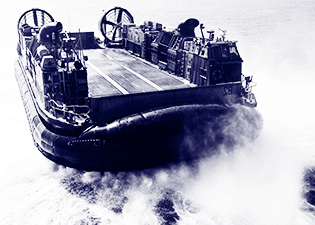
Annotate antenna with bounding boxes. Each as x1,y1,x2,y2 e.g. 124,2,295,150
78,29,87,66
200,23,205,44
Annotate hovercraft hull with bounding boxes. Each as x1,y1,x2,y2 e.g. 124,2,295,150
15,57,262,171
15,8,263,171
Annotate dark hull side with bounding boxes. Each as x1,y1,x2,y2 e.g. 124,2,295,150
15,58,263,172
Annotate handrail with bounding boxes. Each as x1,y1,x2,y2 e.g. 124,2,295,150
48,99,90,118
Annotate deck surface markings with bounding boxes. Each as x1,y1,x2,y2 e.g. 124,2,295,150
84,49,193,97
100,51,164,91
86,61,129,95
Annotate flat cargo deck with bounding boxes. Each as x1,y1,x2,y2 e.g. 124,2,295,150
85,48,193,97
84,48,242,124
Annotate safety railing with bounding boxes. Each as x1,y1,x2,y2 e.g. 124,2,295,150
48,99,90,123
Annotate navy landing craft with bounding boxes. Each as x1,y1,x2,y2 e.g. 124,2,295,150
15,8,263,171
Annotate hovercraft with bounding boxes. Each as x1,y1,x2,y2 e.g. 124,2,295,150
15,8,263,171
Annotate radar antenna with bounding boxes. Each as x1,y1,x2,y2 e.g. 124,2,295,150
219,28,227,41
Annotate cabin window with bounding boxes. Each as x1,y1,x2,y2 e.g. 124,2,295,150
221,45,229,58
229,46,239,57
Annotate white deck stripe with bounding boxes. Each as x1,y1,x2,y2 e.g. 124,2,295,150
100,51,164,91
86,61,129,95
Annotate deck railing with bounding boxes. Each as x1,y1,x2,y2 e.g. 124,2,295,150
48,99,90,123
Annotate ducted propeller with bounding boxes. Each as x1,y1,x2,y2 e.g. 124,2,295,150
99,7,134,46
17,8,54,31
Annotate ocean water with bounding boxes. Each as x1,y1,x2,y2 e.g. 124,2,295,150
1,0,315,224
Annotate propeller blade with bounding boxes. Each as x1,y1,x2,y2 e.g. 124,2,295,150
104,20,117,27
102,20,117,37
112,26,119,41
117,8,123,24
33,8,38,26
